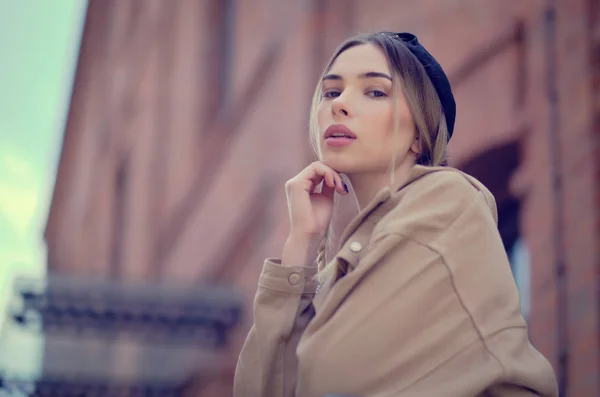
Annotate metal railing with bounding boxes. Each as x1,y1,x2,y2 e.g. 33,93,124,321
0,275,244,397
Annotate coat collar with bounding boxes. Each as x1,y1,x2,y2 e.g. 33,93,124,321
312,165,455,316
337,165,445,248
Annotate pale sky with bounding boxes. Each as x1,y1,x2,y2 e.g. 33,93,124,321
0,0,88,362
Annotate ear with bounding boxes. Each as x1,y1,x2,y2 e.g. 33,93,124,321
410,134,421,155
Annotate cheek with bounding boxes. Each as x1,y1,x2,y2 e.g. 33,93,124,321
373,104,395,140
395,96,416,132
379,102,415,142
369,103,416,156
400,107,415,131
361,105,395,158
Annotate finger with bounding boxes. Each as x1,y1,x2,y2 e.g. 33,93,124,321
308,173,325,192
300,162,343,195
318,165,344,195
335,174,346,194
294,165,326,193
302,178,317,194
314,162,339,189
324,170,336,189
306,163,332,190
321,179,335,199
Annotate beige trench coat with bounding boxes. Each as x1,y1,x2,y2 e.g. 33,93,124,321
234,165,558,397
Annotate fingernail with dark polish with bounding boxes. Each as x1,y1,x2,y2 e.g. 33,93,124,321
343,182,349,193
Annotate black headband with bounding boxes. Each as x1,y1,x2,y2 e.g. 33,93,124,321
382,32,456,140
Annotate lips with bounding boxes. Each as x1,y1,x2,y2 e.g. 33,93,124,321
324,124,356,139
324,124,356,148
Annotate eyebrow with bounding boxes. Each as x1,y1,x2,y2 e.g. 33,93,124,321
323,71,393,81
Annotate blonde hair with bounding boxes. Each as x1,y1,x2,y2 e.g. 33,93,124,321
309,33,450,284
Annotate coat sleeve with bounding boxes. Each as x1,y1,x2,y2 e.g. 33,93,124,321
233,259,318,397
304,174,558,397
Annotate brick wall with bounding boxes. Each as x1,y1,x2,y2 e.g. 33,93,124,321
45,0,599,395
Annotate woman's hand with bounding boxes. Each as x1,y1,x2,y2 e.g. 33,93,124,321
282,162,348,266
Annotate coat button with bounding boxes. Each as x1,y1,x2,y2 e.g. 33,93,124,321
349,241,362,252
288,272,301,285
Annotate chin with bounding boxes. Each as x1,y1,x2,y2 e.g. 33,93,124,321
321,154,361,174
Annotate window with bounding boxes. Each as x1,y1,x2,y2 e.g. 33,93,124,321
509,237,531,319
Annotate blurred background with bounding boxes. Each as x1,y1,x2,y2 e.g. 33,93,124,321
0,0,599,396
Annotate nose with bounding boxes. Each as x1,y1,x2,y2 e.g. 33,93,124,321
331,95,350,117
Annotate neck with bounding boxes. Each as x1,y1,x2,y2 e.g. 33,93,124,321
347,159,416,210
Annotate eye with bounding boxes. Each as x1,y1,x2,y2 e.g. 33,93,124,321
323,90,341,99
366,90,387,98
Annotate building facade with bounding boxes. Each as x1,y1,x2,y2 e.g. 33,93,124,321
44,0,600,395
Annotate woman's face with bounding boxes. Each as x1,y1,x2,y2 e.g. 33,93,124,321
317,44,419,175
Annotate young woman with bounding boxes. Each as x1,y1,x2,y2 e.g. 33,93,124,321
234,32,558,397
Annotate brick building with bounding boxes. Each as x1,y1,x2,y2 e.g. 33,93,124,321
44,0,599,395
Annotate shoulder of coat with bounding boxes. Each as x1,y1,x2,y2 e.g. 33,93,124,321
403,167,481,202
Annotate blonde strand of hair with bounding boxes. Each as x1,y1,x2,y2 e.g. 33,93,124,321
316,233,327,271
315,223,337,284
